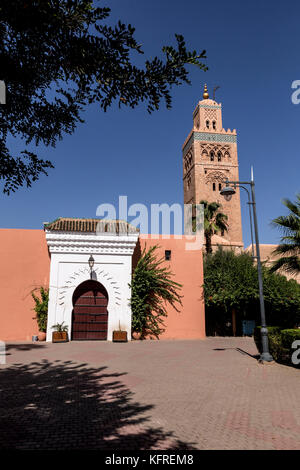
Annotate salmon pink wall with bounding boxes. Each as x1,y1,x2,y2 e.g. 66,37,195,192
0,230,205,341
137,235,206,340
0,229,50,341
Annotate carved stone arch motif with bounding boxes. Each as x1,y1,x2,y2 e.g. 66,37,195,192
58,266,122,307
205,170,227,184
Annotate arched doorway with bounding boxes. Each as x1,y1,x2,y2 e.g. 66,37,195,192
72,280,109,340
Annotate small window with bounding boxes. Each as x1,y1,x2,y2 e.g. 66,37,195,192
217,152,222,162
210,151,214,161
219,183,222,191
165,250,171,261
212,121,216,130
213,183,216,191
206,120,210,129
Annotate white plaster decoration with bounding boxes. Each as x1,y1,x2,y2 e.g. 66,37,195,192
46,232,138,254
45,230,138,342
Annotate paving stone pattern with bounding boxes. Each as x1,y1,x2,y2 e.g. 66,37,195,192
0,337,299,450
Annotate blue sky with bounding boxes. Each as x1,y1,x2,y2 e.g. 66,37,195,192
2,0,300,247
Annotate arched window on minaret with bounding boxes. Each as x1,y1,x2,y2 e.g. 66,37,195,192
206,120,210,129
212,121,216,130
210,151,214,161
212,182,216,191
217,151,222,162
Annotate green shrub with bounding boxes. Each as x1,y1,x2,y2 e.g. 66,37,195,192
32,287,49,332
270,335,290,363
280,329,300,349
254,326,300,366
254,326,284,361
254,326,281,351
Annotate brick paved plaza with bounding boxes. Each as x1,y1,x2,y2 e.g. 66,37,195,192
0,337,299,450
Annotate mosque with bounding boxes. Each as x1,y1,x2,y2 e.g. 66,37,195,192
0,86,281,342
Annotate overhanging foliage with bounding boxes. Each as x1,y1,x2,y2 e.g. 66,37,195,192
0,0,207,193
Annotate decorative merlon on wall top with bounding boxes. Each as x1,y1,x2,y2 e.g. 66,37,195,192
45,231,139,254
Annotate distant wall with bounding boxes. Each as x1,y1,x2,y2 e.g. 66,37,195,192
0,229,50,341
0,230,205,341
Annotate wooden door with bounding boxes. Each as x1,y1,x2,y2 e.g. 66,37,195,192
72,280,108,340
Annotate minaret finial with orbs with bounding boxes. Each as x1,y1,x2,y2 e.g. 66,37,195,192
203,84,209,99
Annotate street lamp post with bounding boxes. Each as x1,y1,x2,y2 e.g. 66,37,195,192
220,174,273,363
227,184,255,258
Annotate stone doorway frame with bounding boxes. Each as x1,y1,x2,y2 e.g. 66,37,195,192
45,230,139,342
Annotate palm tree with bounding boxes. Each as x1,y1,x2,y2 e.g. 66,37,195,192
198,200,228,254
270,194,300,275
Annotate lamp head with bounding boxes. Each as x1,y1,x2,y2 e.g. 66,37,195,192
88,255,95,269
220,185,236,201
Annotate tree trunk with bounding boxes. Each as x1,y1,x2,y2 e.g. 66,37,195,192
205,233,212,254
232,308,237,337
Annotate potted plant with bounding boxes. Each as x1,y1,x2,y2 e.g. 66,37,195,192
32,287,48,341
132,331,142,340
113,322,128,342
52,322,69,343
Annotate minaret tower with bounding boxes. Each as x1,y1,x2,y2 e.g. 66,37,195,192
182,85,243,251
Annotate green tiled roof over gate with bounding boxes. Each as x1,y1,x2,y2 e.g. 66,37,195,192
44,217,139,234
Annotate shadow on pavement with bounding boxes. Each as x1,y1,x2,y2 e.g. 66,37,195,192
5,343,47,354
212,347,260,360
0,360,197,450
